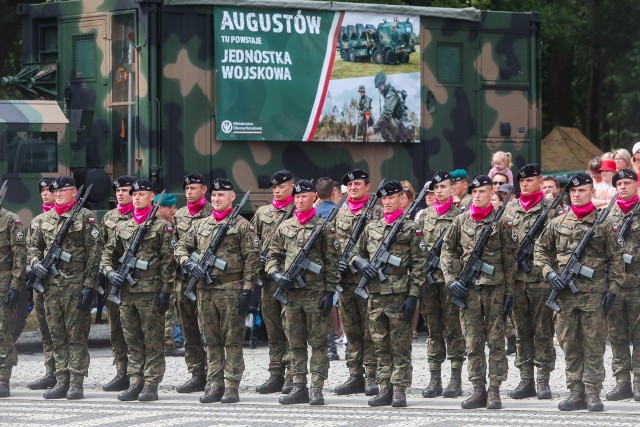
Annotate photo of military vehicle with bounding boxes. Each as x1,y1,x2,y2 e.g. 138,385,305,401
337,18,416,65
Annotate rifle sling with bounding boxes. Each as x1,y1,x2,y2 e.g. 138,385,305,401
625,263,640,272
207,272,243,285
0,261,12,271
131,268,161,279
56,261,86,270
382,266,407,275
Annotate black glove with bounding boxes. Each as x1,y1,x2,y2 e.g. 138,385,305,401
546,271,566,293
106,270,125,287
447,280,467,300
319,291,334,317
338,260,349,274
397,295,418,322
352,257,376,279
3,288,19,307
236,290,253,316
31,261,48,280
502,295,513,321
183,259,206,282
601,291,616,317
78,287,95,310
269,272,293,290
156,291,171,314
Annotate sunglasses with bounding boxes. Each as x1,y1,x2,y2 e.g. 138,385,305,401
492,181,506,185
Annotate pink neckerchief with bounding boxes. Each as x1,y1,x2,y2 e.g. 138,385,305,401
273,196,294,210
133,205,153,224
571,202,596,220
519,190,544,211
117,203,134,216
187,197,207,216
295,207,316,225
384,208,403,225
469,204,493,222
42,203,54,213
213,206,233,223
54,201,76,216
434,197,453,216
617,195,639,214
347,195,369,214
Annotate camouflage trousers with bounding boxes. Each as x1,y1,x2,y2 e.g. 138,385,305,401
105,282,128,372
557,292,607,393
338,282,376,376
33,291,55,375
120,290,165,386
608,286,640,382
164,292,177,348
368,293,413,388
378,118,402,143
175,277,206,376
261,278,289,376
282,287,329,388
512,282,555,380
505,316,516,339
44,284,91,384
0,291,17,381
460,285,508,387
419,281,465,371
197,288,245,388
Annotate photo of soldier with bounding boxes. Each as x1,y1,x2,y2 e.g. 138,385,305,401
356,85,374,142
367,72,414,143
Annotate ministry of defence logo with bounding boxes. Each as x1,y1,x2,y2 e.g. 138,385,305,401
221,120,233,134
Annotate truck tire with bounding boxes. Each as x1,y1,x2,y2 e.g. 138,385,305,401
340,48,347,60
385,50,396,65
374,49,384,64
12,288,31,342
401,53,410,63
348,49,356,62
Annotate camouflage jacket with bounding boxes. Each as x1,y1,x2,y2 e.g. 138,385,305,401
0,208,26,293
533,209,623,295
174,201,213,241
335,203,384,284
608,202,640,288
359,95,373,114
174,215,260,292
101,208,133,246
27,207,101,289
456,193,472,211
374,84,407,130
416,204,461,285
101,217,176,294
251,201,294,275
441,209,516,295
352,217,426,297
504,197,563,283
265,215,340,292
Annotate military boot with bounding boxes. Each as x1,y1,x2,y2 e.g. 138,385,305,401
442,368,462,398
586,390,604,412
176,374,206,393
0,381,9,398
509,378,536,399
634,380,640,401
368,385,393,407
138,384,159,401
558,390,587,411
117,381,144,401
364,373,379,396
486,386,502,409
421,370,442,398
309,387,325,405
461,385,487,409
200,386,224,403
28,373,56,390
43,381,70,399
256,375,285,394
279,383,309,405
66,383,83,400
392,386,407,407
334,374,364,395
281,374,294,394
221,388,239,404
606,381,633,401
102,371,130,392
536,378,552,400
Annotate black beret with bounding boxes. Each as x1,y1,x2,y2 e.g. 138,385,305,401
210,178,234,191
49,176,76,192
38,177,55,191
429,170,452,190
376,180,403,197
130,179,155,194
565,173,593,191
113,175,137,190
292,179,316,195
270,170,294,187
183,173,206,189
467,175,493,194
612,168,638,187
518,164,541,179
342,169,369,185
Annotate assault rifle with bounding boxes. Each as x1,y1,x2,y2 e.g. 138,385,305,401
107,190,164,305
425,227,447,285
30,184,92,294
256,204,295,289
516,191,565,273
183,191,251,302
273,195,346,305
354,181,429,299
545,194,617,313
617,197,640,263
451,188,512,308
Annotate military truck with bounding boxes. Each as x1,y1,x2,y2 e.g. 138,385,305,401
338,24,377,62
373,18,416,65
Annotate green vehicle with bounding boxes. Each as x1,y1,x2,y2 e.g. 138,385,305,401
338,24,377,62
373,18,416,65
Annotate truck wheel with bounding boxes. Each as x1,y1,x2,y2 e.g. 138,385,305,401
401,53,410,64
348,49,356,62
12,289,31,342
374,49,384,64
385,50,396,65
340,48,347,60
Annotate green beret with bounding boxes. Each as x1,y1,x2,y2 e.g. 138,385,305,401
154,193,177,207
449,169,469,182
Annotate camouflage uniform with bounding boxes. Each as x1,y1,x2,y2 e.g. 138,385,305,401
174,214,259,390
373,82,409,143
358,93,374,134
101,216,176,387
457,193,472,210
